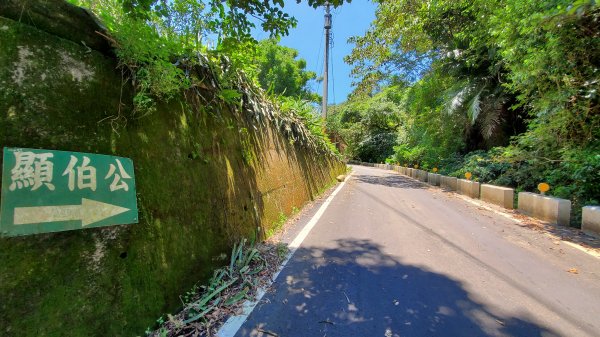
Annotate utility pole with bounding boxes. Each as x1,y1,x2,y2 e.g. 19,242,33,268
322,1,331,120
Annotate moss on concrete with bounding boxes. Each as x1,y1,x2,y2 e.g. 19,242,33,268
0,15,344,337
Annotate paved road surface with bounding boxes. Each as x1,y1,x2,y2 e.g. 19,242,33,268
234,165,600,337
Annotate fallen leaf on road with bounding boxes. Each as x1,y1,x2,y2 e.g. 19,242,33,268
257,328,279,336
567,268,579,274
318,320,335,325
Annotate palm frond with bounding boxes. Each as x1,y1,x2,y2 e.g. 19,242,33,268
466,88,484,125
479,95,505,139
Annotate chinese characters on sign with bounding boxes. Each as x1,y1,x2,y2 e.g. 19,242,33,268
1,148,138,237
10,152,133,193
105,159,132,192
9,151,55,191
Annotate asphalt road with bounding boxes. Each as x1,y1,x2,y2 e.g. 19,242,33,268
234,165,600,337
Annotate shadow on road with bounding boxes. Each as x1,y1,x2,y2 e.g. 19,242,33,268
237,239,559,337
353,173,427,190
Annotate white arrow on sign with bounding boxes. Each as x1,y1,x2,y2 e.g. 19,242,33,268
13,198,130,227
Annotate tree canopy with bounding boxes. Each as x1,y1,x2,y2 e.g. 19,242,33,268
255,39,319,102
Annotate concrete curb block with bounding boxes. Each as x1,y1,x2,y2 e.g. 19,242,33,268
518,192,571,226
582,206,600,236
440,176,458,191
416,170,428,182
427,173,441,186
352,162,597,228
481,184,514,209
457,179,481,199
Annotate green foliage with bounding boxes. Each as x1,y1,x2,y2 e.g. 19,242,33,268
390,71,466,167
67,0,311,114
278,97,340,155
255,39,319,102
327,86,401,162
110,18,191,115
66,0,339,157
340,0,599,225
68,0,340,158
266,212,288,238
490,1,600,150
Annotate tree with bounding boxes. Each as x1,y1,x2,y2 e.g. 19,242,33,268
255,39,319,102
119,0,352,42
345,0,528,153
327,86,401,162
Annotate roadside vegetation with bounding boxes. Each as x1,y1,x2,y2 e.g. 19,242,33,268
67,0,341,155
330,0,599,224
146,239,289,336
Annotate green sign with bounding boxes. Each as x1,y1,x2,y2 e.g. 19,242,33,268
1,147,138,237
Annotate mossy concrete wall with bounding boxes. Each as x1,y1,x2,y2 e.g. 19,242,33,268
0,14,344,337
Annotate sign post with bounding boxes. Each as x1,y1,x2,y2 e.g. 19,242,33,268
1,147,138,237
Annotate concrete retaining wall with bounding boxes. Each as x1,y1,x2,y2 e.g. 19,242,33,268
582,206,600,236
518,192,571,226
457,179,481,199
440,176,458,191
481,184,514,209
428,173,440,186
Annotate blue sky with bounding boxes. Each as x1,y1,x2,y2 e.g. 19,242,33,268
253,1,377,104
